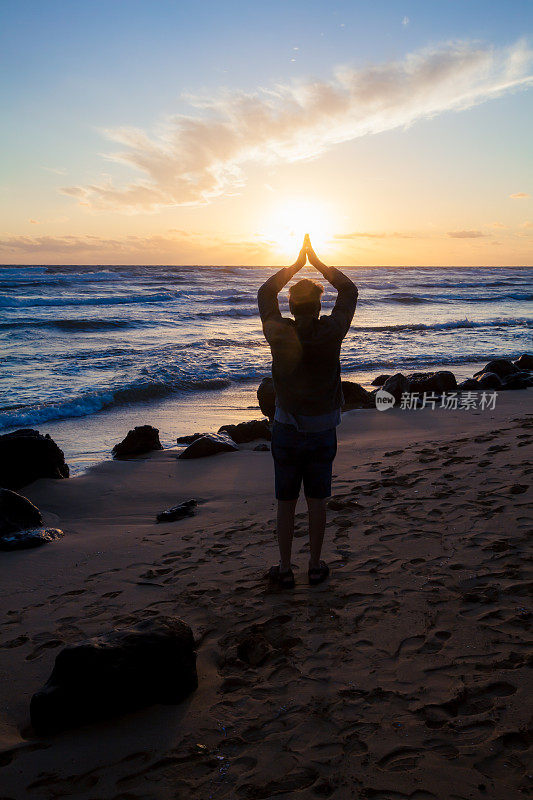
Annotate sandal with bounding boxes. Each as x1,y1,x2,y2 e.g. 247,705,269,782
308,561,330,586
266,565,295,589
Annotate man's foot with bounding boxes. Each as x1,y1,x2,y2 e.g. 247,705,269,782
308,560,329,586
266,565,295,589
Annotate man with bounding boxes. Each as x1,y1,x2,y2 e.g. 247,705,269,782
257,234,358,588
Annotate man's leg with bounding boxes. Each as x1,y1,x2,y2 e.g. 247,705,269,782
306,496,327,569
277,498,298,572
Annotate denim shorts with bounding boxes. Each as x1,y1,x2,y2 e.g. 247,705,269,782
271,420,337,501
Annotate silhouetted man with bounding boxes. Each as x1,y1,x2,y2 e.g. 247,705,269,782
258,235,358,588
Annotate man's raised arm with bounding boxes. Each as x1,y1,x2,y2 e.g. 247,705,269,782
257,243,307,324
306,238,358,336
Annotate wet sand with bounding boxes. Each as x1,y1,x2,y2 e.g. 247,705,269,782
0,391,531,799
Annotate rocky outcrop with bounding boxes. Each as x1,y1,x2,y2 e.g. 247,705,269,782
407,370,458,394
0,528,64,551
30,616,198,734
218,419,271,443
0,487,63,551
0,488,42,537
473,359,520,380
253,355,530,421
156,499,197,523
112,426,163,458
513,353,533,371
371,374,390,386
257,377,276,420
0,429,69,490
500,373,532,391
341,381,375,409
176,432,203,444
382,373,410,404
475,372,503,390
178,433,238,459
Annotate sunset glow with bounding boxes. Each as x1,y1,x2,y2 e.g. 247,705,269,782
259,198,336,259
0,2,531,266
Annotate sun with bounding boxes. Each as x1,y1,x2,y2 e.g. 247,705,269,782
259,197,336,260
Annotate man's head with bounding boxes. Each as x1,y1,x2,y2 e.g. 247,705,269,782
288,278,324,319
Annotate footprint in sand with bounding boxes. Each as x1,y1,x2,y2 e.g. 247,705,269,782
0,634,29,649
417,681,517,727
377,745,424,771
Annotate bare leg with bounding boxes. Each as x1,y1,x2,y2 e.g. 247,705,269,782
306,496,327,568
276,499,297,571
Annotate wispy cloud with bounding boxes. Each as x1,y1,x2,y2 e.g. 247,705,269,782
448,230,487,238
509,192,530,199
0,232,272,264
60,39,533,213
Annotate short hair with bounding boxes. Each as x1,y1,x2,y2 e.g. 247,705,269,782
288,278,323,316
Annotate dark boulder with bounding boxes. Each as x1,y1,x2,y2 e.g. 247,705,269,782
382,373,410,404
156,499,197,523
371,374,390,387
341,381,375,409
476,372,502,390
473,359,520,380
218,419,271,443
176,432,204,445
257,377,276,420
407,370,457,394
457,379,480,390
178,433,238,459
500,374,531,391
0,528,64,551
0,488,42,537
513,353,533,371
112,426,163,459
0,429,69,490
253,443,270,451
30,616,197,735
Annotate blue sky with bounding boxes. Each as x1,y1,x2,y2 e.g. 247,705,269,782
1,1,531,265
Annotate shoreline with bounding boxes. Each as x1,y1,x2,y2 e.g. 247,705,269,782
0,391,531,798
1,360,502,475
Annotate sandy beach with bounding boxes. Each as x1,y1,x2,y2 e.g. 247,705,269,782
0,392,531,799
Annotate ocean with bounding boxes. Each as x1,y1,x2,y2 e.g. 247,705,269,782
1,264,531,471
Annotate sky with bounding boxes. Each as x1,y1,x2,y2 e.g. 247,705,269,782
0,0,532,266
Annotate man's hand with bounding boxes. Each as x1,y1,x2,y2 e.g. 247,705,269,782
305,235,324,270
292,238,308,270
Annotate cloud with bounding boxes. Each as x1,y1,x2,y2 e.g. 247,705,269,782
61,39,533,213
0,232,272,264
448,230,487,238
509,192,530,199
402,16,410,26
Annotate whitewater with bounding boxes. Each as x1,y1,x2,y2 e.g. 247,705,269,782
1,264,531,469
